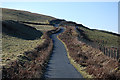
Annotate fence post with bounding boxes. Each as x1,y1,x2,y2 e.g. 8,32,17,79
117,49,120,60
99,44,101,51
114,48,117,59
105,47,107,56
98,45,119,60
113,48,115,59
106,47,108,56
113,48,116,59
111,48,113,58
103,46,105,55
108,48,110,58
109,48,111,58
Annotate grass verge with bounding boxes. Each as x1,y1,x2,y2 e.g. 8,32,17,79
57,35,93,79
2,28,60,78
58,26,120,78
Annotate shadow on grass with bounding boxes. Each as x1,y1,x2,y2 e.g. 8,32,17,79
2,20,43,40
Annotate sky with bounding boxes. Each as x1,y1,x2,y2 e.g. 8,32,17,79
1,2,118,33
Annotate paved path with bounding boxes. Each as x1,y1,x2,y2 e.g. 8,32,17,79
43,28,84,79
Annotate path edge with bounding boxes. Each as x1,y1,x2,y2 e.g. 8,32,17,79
57,35,93,79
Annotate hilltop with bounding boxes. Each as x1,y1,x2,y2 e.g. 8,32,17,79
2,8,56,23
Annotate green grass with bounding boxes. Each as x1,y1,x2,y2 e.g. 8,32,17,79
77,26,120,47
2,21,54,66
2,8,55,66
57,35,93,79
24,23,54,32
3,20,43,40
2,34,45,66
2,8,55,23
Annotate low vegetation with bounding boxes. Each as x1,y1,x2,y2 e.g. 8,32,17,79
24,23,54,32
2,19,60,78
2,31,52,78
2,8,59,78
2,27,60,78
76,26,120,47
2,8,120,79
2,33,44,66
58,26,120,79
2,8,55,23
2,20,45,66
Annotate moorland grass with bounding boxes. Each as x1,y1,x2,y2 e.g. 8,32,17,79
77,26,120,47
24,23,54,32
2,33,45,66
2,8,55,22
2,21,54,66
57,35,93,79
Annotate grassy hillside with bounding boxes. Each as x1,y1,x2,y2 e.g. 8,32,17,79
23,22,54,32
2,20,44,65
58,21,120,48
76,25,120,48
2,8,56,23
3,20,43,40
58,26,120,79
2,8,55,66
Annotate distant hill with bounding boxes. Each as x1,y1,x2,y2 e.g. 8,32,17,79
2,8,56,22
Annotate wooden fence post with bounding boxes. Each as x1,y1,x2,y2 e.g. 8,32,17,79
108,48,110,58
113,48,116,59
114,48,116,59
117,49,120,60
109,48,112,58
111,48,113,58
106,47,108,56
114,48,117,59
99,45,101,50
104,46,106,55
109,48,111,58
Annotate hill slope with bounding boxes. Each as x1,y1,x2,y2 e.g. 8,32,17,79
2,20,42,40
1,7,120,76
76,25,120,47
2,8,56,23
58,21,120,48
2,8,55,66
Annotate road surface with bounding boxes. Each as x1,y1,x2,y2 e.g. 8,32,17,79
43,28,84,79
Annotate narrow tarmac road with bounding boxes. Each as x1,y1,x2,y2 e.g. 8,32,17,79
43,28,84,79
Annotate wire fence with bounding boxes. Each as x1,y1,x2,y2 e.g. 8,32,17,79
76,27,120,60
98,45,119,60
